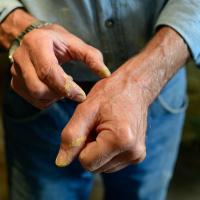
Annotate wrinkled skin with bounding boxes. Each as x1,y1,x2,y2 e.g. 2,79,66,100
56,27,189,173
56,60,148,173
10,24,110,109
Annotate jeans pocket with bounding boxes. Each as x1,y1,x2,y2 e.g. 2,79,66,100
149,68,188,117
3,89,58,123
157,94,188,114
3,102,56,124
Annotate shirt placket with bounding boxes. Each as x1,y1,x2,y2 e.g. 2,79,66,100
93,0,128,72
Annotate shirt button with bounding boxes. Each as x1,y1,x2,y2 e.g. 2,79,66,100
105,18,114,28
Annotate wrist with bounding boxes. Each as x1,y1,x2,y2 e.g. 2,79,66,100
8,20,52,63
115,52,159,106
118,27,189,105
0,9,36,49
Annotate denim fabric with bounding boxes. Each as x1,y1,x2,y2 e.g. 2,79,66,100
3,67,187,200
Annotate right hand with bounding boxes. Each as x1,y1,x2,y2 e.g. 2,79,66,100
10,23,111,109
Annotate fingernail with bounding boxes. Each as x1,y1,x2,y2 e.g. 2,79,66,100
65,80,74,96
64,79,86,102
73,93,86,102
55,149,71,167
71,81,86,102
99,65,111,78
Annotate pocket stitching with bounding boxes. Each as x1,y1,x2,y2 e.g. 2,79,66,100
158,94,189,114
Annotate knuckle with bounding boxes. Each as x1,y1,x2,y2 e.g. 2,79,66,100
22,32,36,45
129,144,146,163
37,65,52,81
116,126,134,148
79,156,94,172
22,29,49,48
23,30,42,43
137,151,146,163
135,143,146,156
29,90,40,99
61,127,74,144
29,86,45,99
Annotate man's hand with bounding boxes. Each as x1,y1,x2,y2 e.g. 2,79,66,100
55,27,189,173
10,23,110,109
56,65,148,172
0,9,110,109
55,52,153,173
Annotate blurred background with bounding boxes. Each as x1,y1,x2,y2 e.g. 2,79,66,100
0,54,200,200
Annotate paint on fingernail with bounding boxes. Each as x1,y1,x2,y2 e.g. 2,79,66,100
68,135,86,148
55,149,71,167
73,93,86,102
99,65,111,78
55,136,86,167
64,75,86,101
64,79,73,97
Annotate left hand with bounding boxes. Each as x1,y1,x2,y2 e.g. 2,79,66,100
55,58,150,173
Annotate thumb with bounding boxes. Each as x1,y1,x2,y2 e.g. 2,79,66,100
55,104,98,167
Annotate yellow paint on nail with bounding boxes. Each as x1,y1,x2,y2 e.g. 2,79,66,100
99,65,111,78
55,149,71,167
68,135,86,148
55,136,86,167
64,74,86,101
64,75,74,97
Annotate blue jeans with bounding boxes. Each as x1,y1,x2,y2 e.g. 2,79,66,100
3,68,187,200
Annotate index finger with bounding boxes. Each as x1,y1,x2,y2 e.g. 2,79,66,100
55,104,98,167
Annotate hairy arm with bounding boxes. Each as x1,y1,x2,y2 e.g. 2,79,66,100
123,26,189,104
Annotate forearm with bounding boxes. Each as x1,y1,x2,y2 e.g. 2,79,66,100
122,27,189,105
0,9,36,49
